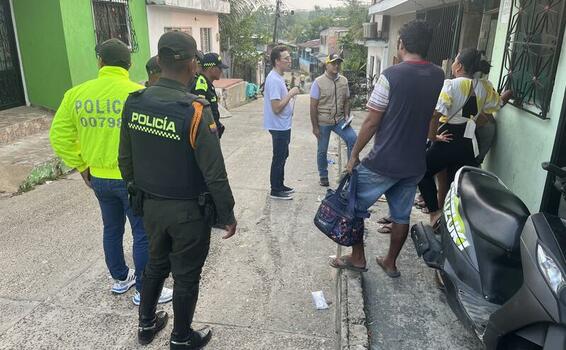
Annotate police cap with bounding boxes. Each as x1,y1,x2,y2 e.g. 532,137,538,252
145,55,161,75
325,53,344,64
158,31,202,61
96,38,131,67
201,53,229,69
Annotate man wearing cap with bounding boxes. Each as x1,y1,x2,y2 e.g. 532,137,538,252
119,31,237,348
190,53,227,138
50,38,173,305
145,55,161,87
310,53,356,187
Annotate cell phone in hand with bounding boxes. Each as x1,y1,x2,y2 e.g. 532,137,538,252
341,115,354,129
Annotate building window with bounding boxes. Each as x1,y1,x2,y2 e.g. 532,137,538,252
92,0,138,52
498,0,566,119
200,28,212,53
165,27,192,35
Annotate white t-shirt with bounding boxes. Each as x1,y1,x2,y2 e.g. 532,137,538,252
263,70,293,130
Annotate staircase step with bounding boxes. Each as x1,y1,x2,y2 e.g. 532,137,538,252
0,106,53,145
0,131,70,196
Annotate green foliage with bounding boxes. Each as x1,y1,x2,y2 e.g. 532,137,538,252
218,0,369,79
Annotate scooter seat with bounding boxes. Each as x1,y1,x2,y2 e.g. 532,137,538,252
458,168,530,252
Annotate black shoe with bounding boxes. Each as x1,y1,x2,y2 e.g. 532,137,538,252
138,311,169,345
170,327,212,350
320,177,330,187
270,190,293,200
282,185,295,194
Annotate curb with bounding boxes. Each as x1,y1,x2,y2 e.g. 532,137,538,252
339,270,369,349
18,157,72,193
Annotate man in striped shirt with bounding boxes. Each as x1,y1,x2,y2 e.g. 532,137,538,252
329,20,445,278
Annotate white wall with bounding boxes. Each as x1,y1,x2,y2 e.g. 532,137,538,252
386,13,416,65
146,6,220,56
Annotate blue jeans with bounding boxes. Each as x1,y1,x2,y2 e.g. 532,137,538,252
269,129,291,191
355,165,422,224
91,177,148,291
317,120,357,178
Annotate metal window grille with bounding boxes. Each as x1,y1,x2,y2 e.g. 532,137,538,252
92,0,139,52
200,28,212,53
498,0,566,119
417,4,460,66
0,0,25,110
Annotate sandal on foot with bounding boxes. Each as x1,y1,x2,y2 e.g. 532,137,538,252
377,224,392,234
375,256,400,278
329,256,368,272
377,216,392,225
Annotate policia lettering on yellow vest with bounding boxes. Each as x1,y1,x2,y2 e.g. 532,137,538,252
118,31,236,349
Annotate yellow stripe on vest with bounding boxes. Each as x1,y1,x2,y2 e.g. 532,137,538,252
190,102,204,149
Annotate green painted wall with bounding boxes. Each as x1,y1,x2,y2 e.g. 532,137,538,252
485,11,566,213
12,0,150,110
59,0,150,86
12,0,72,110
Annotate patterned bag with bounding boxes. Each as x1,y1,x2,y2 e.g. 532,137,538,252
313,170,369,246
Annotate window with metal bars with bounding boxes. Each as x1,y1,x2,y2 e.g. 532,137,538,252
498,0,566,119
92,0,139,52
200,28,212,53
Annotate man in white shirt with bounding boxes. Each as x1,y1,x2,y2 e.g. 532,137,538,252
263,45,300,200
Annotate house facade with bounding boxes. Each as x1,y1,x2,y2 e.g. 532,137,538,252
2,0,150,111
363,0,566,214
145,0,230,56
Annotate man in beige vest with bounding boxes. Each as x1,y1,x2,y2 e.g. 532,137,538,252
310,54,357,186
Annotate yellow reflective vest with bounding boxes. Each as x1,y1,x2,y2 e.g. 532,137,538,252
50,66,143,179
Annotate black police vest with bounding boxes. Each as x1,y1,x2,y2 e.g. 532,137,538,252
123,89,207,199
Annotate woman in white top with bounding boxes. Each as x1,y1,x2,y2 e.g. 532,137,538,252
418,48,502,224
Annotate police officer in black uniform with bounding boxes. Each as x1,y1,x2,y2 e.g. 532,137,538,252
190,53,227,138
119,31,237,349
144,55,161,87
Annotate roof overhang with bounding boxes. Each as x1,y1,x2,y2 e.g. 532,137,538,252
146,0,230,14
369,0,458,16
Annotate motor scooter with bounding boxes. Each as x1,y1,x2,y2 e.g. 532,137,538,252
411,163,566,349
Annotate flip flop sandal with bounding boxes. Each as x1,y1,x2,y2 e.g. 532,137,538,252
329,256,368,273
377,224,392,234
375,256,400,278
377,216,392,225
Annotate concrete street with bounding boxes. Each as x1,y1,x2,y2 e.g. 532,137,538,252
0,95,480,349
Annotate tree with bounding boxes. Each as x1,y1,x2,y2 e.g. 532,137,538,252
219,0,270,81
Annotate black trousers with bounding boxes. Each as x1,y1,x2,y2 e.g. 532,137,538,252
418,123,478,212
141,197,211,338
269,129,291,191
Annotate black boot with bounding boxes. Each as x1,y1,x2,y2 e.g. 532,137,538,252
139,311,169,345
170,290,211,349
138,277,168,345
170,326,212,350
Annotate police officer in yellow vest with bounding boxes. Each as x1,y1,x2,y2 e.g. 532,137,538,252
118,31,237,349
50,38,173,305
190,53,227,138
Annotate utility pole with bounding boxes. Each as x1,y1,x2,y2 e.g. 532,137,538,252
272,0,281,44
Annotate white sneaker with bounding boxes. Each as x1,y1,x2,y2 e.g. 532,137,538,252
111,269,136,294
132,287,174,306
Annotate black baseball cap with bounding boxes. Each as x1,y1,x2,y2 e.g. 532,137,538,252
145,56,161,75
325,53,344,64
201,53,229,69
96,38,131,67
158,31,201,61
